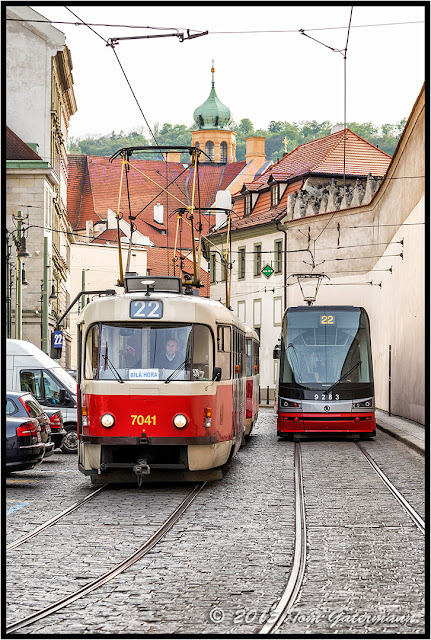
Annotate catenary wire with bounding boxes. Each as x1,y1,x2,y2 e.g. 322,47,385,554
6,18,424,31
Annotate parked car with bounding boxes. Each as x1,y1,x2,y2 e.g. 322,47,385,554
5,402,45,474
43,408,67,450
6,392,55,458
6,339,78,453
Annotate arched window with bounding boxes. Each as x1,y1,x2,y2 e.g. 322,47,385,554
220,141,227,163
205,141,215,161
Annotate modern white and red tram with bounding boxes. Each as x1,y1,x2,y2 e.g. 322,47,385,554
76,275,255,483
276,306,376,439
245,326,260,437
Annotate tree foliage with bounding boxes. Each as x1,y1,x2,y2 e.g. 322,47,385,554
69,117,406,161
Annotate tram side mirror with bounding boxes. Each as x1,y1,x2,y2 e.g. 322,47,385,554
212,367,222,381
273,345,281,359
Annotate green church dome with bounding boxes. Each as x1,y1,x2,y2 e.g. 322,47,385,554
193,63,231,130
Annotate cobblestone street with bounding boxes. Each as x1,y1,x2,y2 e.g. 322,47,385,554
6,408,425,635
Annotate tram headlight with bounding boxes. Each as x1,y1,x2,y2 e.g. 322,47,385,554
353,399,373,409
100,413,115,428
173,414,188,429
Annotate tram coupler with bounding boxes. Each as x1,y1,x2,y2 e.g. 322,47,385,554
133,458,151,486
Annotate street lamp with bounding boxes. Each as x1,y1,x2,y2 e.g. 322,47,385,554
49,284,57,300
21,266,29,286
17,236,31,258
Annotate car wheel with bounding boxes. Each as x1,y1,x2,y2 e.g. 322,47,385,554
61,426,78,454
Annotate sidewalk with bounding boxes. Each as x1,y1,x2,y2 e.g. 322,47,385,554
375,409,425,455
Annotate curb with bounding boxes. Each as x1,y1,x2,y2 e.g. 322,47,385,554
376,423,425,456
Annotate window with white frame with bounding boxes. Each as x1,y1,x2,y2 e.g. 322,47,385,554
271,184,279,207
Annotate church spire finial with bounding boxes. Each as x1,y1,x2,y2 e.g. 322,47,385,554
211,59,215,86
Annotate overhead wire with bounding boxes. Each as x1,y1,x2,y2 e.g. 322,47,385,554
6,18,424,32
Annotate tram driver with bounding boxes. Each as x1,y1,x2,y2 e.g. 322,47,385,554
156,337,183,370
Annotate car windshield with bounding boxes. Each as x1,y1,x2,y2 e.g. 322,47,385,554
51,367,77,394
85,322,213,382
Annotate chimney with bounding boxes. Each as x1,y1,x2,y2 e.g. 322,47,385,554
245,136,266,164
163,151,182,163
213,190,232,228
154,203,164,224
85,220,94,240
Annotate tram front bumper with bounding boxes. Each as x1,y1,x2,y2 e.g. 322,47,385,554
277,412,376,433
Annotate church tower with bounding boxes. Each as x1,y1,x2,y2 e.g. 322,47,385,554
192,62,236,163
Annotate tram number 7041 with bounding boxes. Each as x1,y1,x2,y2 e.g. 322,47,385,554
131,414,157,426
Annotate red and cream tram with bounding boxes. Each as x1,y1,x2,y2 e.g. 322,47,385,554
245,326,260,437
276,306,376,439
77,275,253,483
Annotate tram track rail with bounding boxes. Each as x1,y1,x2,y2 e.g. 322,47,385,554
356,442,425,534
6,482,206,635
6,485,107,551
259,438,424,635
260,442,307,634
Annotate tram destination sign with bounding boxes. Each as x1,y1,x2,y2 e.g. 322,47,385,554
130,300,163,319
261,264,274,279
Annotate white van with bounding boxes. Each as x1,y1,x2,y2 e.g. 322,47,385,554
6,339,78,453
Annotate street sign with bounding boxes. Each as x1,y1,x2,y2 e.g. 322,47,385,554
261,264,274,279
51,330,63,359
53,330,63,348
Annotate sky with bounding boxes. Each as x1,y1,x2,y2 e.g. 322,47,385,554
32,4,426,141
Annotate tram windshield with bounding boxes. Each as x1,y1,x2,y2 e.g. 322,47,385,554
280,308,373,390
85,323,213,382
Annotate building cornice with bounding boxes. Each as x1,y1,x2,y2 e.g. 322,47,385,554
6,162,60,186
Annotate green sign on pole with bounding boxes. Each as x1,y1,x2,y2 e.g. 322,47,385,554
261,264,274,279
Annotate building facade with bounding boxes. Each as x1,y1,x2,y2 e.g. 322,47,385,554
6,6,76,365
208,89,425,424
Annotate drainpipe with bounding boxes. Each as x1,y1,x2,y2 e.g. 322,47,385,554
42,237,49,354
276,221,288,311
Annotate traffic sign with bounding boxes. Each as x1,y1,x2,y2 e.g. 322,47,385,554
261,264,274,279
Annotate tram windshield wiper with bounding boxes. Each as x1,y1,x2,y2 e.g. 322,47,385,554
326,360,361,395
102,344,124,383
287,343,302,383
165,357,191,384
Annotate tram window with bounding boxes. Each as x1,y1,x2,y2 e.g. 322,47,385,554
216,325,231,379
253,340,260,374
280,309,373,386
88,323,214,382
246,339,253,376
85,325,99,379
191,325,213,380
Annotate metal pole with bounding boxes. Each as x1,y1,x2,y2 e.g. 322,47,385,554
15,212,23,339
81,270,86,310
40,281,44,349
388,345,392,416
42,237,49,354
6,239,12,338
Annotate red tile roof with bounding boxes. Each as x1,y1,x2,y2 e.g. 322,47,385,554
246,128,391,189
146,247,209,296
6,127,42,160
67,155,247,250
211,130,391,237
91,228,126,244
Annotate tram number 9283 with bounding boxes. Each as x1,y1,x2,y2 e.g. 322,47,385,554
315,394,340,401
